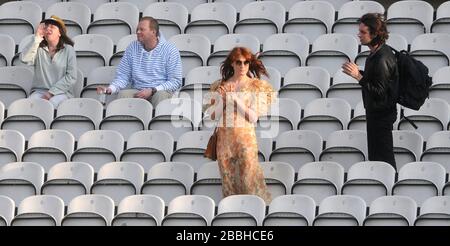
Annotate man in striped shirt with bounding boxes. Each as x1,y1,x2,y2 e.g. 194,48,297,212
97,17,182,106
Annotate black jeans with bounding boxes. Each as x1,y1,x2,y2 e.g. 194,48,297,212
366,108,397,170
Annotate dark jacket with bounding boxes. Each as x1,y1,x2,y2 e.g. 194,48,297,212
359,44,399,115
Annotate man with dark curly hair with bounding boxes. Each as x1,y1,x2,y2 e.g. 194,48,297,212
342,13,399,170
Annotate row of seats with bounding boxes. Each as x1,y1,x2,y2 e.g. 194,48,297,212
1,95,450,142
1,193,449,226
1,156,450,206
3,1,450,44
2,30,450,77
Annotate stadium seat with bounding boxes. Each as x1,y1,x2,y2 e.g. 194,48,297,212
73,34,114,79
11,195,64,226
0,162,45,205
169,34,211,78
313,195,366,226
263,194,316,226
421,131,450,173
170,131,212,171
91,161,145,205
162,195,215,226
61,194,115,226
212,195,266,226
410,33,450,76
121,130,174,171
207,34,260,66
51,98,103,140
364,195,417,226
22,130,75,172
1,98,54,140
11,34,34,66
292,161,344,205
259,33,309,76
87,2,139,45
46,2,91,37
256,98,301,138
112,194,165,226
109,34,136,66
342,161,396,205
270,130,322,172
211,0,254,13
283,1,335,44
398,98,450,141
415,196,450,226
141,162,194,205
279,66,330,108
261,161,295,199
356,33,408,67
392,130,424,171
190,161,222,205
0,195,14,226
0,1,42,44
431,1,450,35
386,1,433,44
80,66,117,105
347,101,366,130
178,66,221,105
327,69,362,109
68,0,110,14
185,2,236,44
430,66,450,104
70,130,124,172
234,1,285,43
392,161,446,206
0,66,33,108
298,98,352,141
0,34,14,67
0,130,25,167
143,2,188,40
41,162,94,205
99,98,153,140
306,33,358,76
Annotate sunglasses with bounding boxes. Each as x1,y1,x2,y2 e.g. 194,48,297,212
234,60,250,65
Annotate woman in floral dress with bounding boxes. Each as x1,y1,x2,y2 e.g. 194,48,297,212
204,47,275,204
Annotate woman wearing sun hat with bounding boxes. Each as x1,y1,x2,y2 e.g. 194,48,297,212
21,15,77,107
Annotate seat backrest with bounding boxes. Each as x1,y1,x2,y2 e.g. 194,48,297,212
190,2,236,34
274,130,323,161
67,0,110,13
264,98,301,130
239,1,285,32
387,1,434,32
216,194,266,226
297,161,345,192
46,2,91,34
105,98,153,128
7,98,54,128
184,66,221,86
27,130,75,160
154,98,203,127
311,33,358,61
0,130,25,163
392,130,424,161
433,66,450,86
65,194,115,225
169,34,211,65
167,195,215,225
77,130,125,160
212,34,260,54
262,33,309,66
0,66,34,96
347,161,396,193
261,161,295,193
325,130,367,158
176,131,212,150
403,98,450,130
0,34,15,66
126,130,174,161
146,162,194,192
317,195,367,225
92,2,139,32
303,98,352,128
115,194,165,225
0,195,14,226
0,1,42,30
196,161,221,180
267,194,316,225
143,2,189,34
0,162,45,193
337,1,385,20
283,66,331,97
97,162,145,192
56,98,104,129
398,161,446,193
46,162,94,193
73,34,114,64
419,196,450,216
15,195,65,226
86,66,117,86
164,0,208,13
410,33,450,58
115,34,137,53
368,195,417,225
287,1,335,32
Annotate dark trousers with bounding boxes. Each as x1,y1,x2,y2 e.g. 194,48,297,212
366,109,397,170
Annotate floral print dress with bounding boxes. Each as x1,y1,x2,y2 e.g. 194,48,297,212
206,78,275,204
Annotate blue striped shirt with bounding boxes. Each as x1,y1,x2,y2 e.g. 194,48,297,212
109,34,182,93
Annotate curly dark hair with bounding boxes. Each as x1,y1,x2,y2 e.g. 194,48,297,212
359,13,389,47
220,47,269,82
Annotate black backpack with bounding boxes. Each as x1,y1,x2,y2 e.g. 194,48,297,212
391,48,432,111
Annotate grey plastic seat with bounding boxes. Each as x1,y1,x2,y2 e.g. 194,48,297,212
190,161,222,205
0,1,42,44
263,194,316,226
364,196,417,226
170,131,212,172
162,195,215,226
0,34,14,67
0,66,33,108
256,98,301,138
109,34,136,66
46,2,91,37
212,195,266,226
169,34,211,78
261,162,295,199
68,0,110,14
11,195,64,226
430,66,450,105
421,131,450,173
80,66,118,105
415,196,450,226
327,69,362,110
73,34,114,78
62,194,115,226
112,194,165,226
410,33,450,76
207,34,260,66
0,195,14,226
0,130,25,167
313,195,366,226
143,2,188,40
392,130,424,171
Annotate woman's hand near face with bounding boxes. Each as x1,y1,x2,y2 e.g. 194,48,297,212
36,23,45,39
